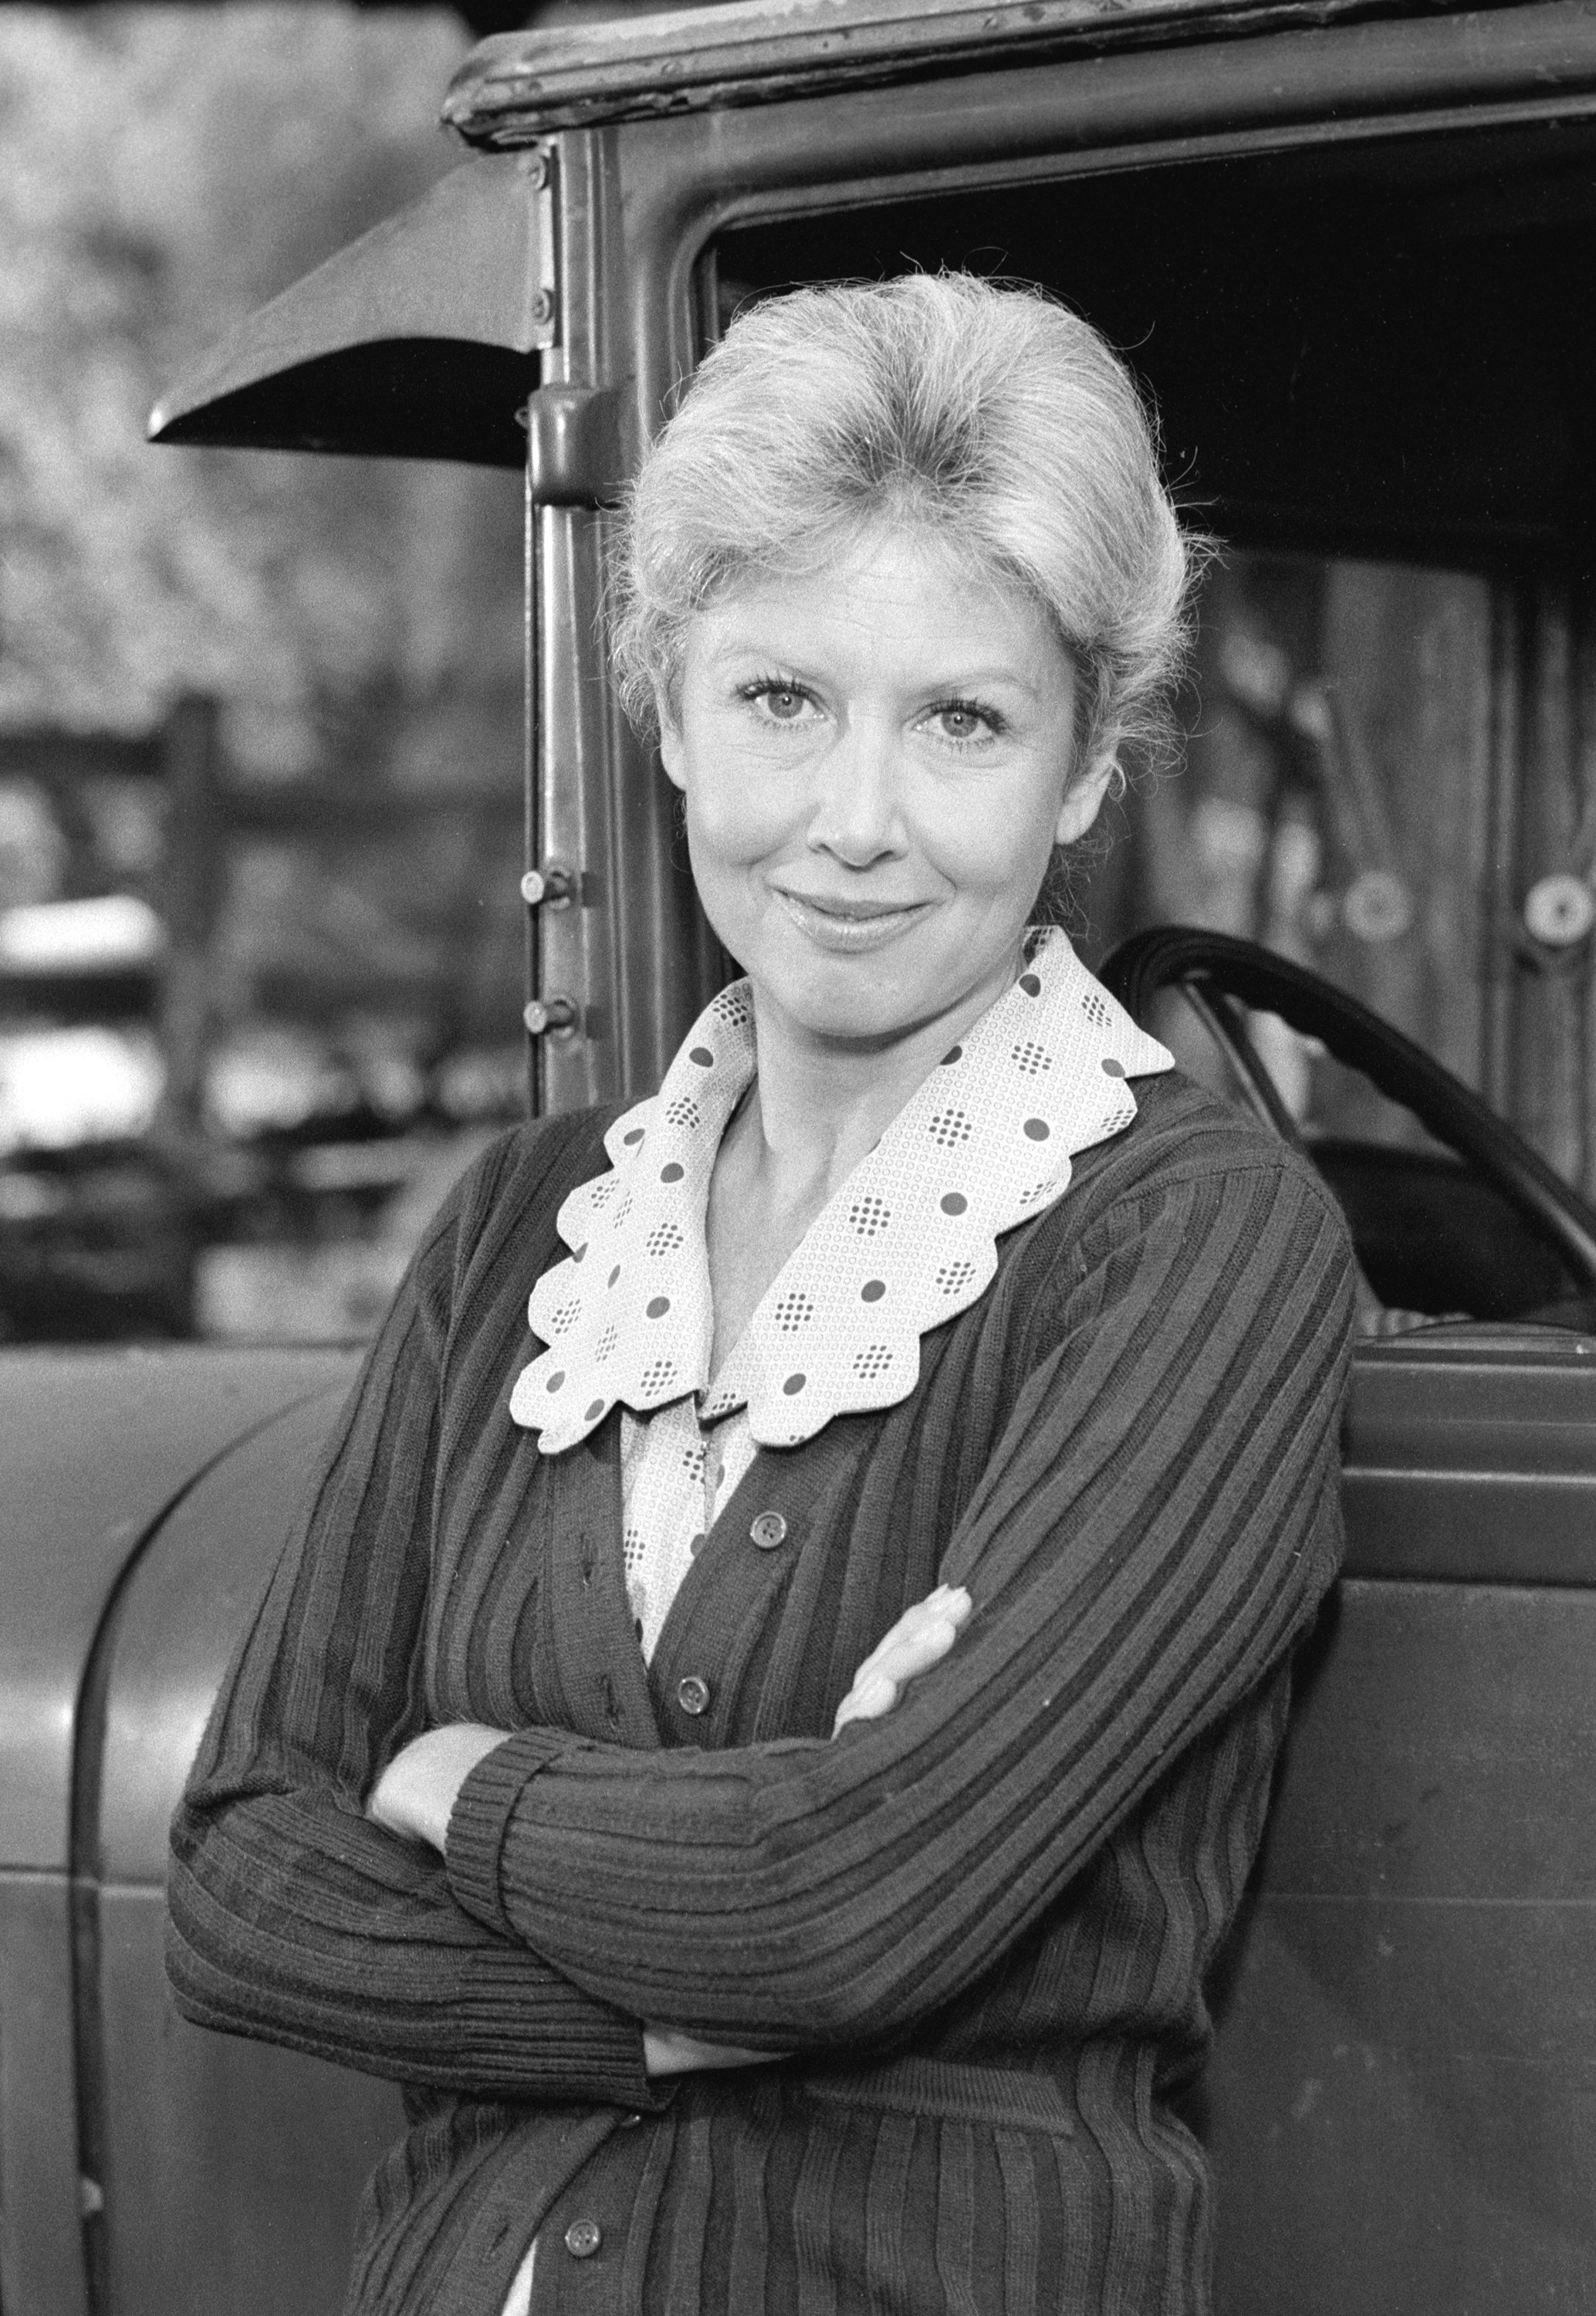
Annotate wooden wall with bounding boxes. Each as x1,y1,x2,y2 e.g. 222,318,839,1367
1093,554,1596,1200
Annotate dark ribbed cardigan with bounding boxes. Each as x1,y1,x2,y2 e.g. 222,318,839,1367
167,1068,1355,2316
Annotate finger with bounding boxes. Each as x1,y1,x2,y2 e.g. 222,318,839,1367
645,2028,781,2076
833,1674,898,1733
850,1587,970,1682
867,1611,962,1686
832,1590,976,1735
836,1595,971,1708
833,1618,958,1732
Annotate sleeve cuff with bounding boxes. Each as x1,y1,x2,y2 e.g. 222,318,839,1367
451,1942,669,2112
445,1725,570,1938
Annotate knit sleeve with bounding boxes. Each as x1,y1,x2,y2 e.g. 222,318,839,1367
165,1126,661,2111
443,1155,1354,2048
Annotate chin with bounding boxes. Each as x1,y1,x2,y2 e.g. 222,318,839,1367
756,948,955,1045
722,902,1013,1041
793,994,913,1044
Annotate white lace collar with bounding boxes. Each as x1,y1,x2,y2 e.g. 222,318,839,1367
511,927,1172,1454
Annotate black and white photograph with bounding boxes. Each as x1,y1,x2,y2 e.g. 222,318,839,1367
2,3,1593,2311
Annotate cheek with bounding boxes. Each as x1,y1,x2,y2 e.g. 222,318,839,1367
916,770,1066,895
676,792,773,908
682,766,791,878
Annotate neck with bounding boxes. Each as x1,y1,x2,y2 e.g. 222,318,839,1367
731,943,1029,1208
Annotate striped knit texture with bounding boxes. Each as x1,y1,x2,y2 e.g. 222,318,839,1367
167,1070,1354,2316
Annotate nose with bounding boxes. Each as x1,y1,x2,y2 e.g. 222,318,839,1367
805,720,908,868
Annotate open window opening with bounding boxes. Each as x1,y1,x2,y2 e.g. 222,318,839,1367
709,117,1596,1327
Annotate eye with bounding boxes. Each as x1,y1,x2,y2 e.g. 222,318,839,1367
760,686,807,723
739,677,819,727
925,699,1002,746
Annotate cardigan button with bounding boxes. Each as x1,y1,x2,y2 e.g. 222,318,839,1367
564,2220,602,2258
676,1674,712,1716
749,1511,787,1551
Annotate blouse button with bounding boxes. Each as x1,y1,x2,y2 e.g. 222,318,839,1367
564,2220,602,2259
676,1674,712,1716
749,1511,787,1551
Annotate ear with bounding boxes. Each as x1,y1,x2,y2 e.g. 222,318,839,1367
1053,750,1118,847
657,689,687,792
659,726,687,792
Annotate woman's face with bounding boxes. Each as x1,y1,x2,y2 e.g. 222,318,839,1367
659,525,1112,1050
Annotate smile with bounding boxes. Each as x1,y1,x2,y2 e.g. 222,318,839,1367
772,889,932,951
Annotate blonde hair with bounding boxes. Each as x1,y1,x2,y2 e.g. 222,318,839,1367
610,272,1198,784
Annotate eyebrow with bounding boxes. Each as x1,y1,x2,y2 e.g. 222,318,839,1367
702,638,1046,698
927,667,1045,696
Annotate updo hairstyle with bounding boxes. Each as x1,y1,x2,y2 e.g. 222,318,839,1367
610,271,1197,789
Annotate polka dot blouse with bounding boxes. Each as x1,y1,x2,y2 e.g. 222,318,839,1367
512,926,1172,1656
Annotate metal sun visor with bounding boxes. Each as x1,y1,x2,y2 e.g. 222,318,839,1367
147,154,556,469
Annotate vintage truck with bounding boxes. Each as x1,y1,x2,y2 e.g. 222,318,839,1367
4,2,1595,2311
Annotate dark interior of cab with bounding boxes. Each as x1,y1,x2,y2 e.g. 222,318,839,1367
715,118,1596,567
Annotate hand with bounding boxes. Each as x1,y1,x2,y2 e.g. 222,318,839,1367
831,1583,972,1735
366,1723,506,1853
643,2026,781,2077
646,1589,973,2076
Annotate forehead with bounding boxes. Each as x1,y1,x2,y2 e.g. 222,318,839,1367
687,527,1069,687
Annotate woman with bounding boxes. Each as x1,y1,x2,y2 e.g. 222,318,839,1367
167,273,1354,2316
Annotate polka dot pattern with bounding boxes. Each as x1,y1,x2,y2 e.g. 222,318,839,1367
510,925,1172,1454
927,1109,973,1148
847,1195,891,1238
618,1397,757,1661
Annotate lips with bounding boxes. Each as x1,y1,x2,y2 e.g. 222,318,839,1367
776,892,925,920
771,887,932,952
